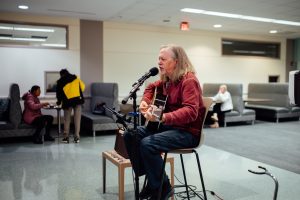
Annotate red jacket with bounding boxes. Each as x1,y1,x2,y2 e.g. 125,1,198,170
142,72,205,136
22,92,43,124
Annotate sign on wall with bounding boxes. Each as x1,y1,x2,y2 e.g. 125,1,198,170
45,71,60,94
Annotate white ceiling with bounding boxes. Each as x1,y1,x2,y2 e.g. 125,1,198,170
1,0,300,38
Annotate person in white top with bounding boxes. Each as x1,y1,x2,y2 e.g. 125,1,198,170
209,84,233,128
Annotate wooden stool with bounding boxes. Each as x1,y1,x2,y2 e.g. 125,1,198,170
102,150,174,200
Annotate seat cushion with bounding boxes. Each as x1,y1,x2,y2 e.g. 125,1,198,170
82,112,116,123
225,110,240,117
292,106,300,113
242,109,256,116
18,123,36,129
246,104,289,113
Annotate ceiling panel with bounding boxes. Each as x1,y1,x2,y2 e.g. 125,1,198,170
0,0,299,38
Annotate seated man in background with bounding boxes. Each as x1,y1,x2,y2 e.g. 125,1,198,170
22,85,55,144
207,84,233,128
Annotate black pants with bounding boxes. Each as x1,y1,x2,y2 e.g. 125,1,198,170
205,103,230,126
31,115,53,139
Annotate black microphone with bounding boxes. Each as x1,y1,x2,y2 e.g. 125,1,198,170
132,67,159,87
122,67,159,104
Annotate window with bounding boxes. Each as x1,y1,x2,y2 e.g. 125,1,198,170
222,39,280,59
0,21,68,49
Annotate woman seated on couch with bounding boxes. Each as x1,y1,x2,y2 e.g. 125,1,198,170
22,85,55,144
206,84,233,128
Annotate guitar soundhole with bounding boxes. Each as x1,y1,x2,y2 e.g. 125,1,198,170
146,93,168,131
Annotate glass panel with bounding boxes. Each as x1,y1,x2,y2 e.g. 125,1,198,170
0,21,68,49
222,39,280,59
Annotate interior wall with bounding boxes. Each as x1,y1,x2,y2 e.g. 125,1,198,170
0,13,80,97
103,22,286,97
0,13,287,99
80,20,103,96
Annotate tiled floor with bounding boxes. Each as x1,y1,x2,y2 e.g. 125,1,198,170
0,132,300,200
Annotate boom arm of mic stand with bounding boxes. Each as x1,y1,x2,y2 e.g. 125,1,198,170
132,74,150,87
103,105,128,129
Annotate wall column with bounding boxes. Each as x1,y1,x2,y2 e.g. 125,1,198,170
80,20,103,96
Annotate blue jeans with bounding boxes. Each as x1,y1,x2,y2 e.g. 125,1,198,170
124,125,199,190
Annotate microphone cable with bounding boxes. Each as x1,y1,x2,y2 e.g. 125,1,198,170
173,174,224,200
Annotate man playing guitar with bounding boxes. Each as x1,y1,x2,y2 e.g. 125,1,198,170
123,44,205,200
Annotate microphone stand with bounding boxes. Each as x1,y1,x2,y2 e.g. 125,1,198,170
103,105,129,129
122,80,144,200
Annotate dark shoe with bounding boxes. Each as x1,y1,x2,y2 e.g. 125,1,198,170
161,181,174,200
44,135,55,141
74,137,80,143
149,181,174,200
139,183,153,199
62,137,69,143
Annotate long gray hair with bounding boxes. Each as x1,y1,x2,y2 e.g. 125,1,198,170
160,44,196,83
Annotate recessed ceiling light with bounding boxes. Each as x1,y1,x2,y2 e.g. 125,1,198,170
181,8,300,26
15,27,54,32
0,26,13,30
0,36,46,42
0,25,54,32
213,24,222,28
18,5,29,10
42,43,66,47
269,30,278,34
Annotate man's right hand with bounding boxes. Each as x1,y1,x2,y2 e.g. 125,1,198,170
139,101,149,114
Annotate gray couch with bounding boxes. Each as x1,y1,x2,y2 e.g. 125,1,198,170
81,82,120,137
203,83,256,127
0,83,36,138
246,83,300,122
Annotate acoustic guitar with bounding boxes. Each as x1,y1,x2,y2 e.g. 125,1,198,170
145,87,168,131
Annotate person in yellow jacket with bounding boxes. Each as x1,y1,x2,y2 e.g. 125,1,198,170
56,69,85,143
